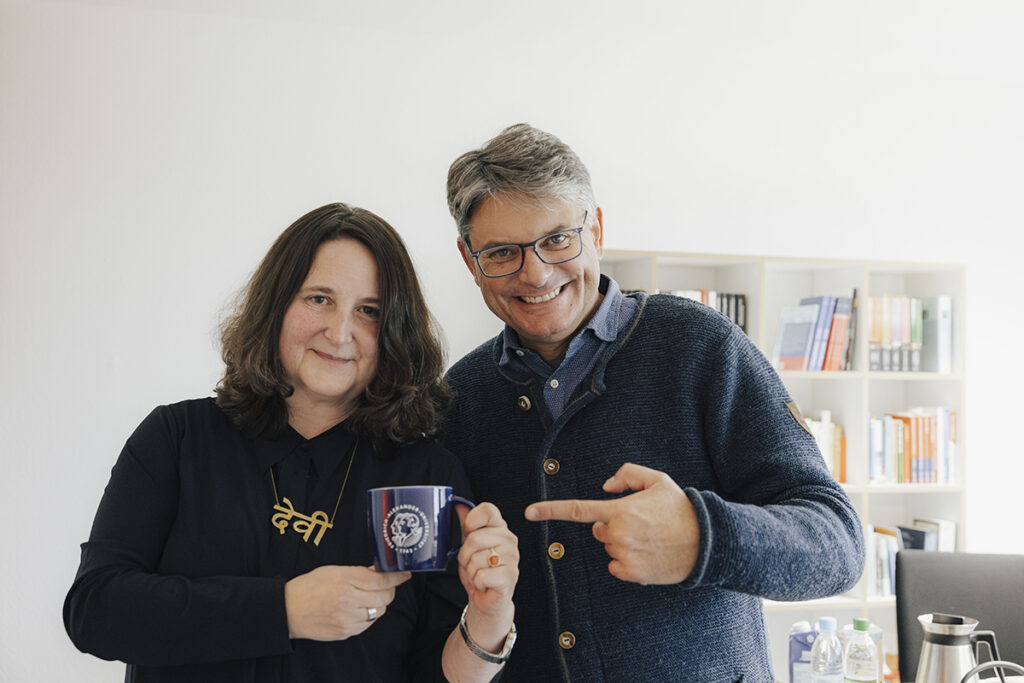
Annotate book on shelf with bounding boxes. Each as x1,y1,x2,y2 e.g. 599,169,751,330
805,410,846,482
720,293,748,332
772,303,820,370
867,407,956,485
897,525,938,551
668,290,747,332
868,295,884,371
887,295,917,371
920,295,953,373
869,294,904,371
909,297,923,372
842,288,858,371
865,521,952,597
822,295,852,371
866,525,901,597
892,295,906,371
799,295,837,371
882,295,893,371
863,523,876,595
912,516,957,552
867,294,949,372
792,292,856,372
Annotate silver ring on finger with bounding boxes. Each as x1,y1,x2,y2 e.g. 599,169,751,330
366,606,378,622
487,546,501,568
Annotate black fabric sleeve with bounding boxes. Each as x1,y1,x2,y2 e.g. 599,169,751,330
63,406,293,667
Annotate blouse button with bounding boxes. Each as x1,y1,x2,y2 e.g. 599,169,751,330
559,632,576,649
543,458,560,475
548,542,565,559
517,396,532,411
549,379,559,388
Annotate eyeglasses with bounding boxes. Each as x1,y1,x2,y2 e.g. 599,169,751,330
468,211,589,278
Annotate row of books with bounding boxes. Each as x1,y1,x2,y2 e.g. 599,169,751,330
805,410,846,483
864,518,957,597
666,290,747,332
868,407,957,485
772,290,858,371
866,294,953,373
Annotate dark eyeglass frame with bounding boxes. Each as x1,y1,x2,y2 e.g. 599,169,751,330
467,211,589,279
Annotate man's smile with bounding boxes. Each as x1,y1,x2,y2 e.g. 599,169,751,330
518,285,564,304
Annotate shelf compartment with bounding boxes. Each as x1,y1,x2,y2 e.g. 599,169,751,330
865,484,963,494
763,594,863,611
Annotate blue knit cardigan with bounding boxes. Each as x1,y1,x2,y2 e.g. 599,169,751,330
441,293,864,682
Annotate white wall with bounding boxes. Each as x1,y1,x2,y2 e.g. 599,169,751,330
2,1,1022,680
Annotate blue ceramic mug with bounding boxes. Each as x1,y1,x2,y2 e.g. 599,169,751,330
367,485,475,572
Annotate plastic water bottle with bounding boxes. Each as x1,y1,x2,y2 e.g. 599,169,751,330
843,617,879,682
839,621,884,681
810,616,844,682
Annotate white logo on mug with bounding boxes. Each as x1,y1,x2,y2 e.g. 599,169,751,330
384,504,430,553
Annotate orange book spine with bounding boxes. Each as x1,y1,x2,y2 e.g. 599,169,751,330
822,317,840,370
829,316,849,370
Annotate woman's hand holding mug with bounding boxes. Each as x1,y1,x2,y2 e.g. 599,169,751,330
455,503,518,653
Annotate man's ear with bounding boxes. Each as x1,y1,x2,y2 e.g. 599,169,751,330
592,206,604,258
456,237,481,282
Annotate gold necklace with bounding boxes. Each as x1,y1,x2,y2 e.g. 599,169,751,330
269,438,358,547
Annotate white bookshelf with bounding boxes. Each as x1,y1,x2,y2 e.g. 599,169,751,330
602,249,966,679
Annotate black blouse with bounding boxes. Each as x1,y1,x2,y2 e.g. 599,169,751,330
64,398,472,682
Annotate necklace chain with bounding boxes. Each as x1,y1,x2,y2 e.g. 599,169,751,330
269,437,358,546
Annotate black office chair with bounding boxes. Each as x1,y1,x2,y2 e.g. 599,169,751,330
896,550,1024,682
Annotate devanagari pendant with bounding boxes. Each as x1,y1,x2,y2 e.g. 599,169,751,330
268,438,357,548
270,499,333,546
292,510,333,546
271,498,297,534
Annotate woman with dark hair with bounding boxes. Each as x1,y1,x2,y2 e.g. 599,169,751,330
64,203,519,682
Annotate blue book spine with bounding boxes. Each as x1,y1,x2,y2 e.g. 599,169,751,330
800,295,836,371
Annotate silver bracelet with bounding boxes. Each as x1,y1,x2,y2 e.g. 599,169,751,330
458,605,517,664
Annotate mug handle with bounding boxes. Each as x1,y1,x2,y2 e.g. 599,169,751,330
447,495,477,563
451,495,476,509
960,660,1023,683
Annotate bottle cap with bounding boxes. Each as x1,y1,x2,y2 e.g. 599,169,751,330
790,620,811,633
853,617,871,631
818,616,837,631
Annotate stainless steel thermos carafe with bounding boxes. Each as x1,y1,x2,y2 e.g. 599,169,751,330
915,613,1009,683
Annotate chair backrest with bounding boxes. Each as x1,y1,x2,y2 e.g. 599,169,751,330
896,550,1024,682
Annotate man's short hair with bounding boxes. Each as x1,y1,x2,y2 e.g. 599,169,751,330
446,123,597,247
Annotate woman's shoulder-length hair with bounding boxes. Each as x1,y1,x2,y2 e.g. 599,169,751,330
215,202,452,455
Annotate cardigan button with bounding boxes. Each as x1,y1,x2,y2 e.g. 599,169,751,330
558,631,576,649
517,395,532,411
548,542,565,559
542,458,560,475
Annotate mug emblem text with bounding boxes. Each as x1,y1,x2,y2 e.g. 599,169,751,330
384,504,430,553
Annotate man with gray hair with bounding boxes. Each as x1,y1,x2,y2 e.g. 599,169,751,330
441,123,863,681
